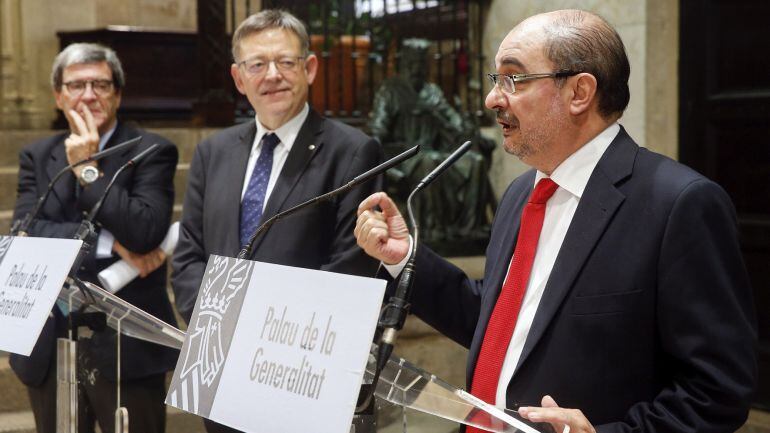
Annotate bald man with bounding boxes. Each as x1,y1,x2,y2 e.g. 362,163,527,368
355,10,756,433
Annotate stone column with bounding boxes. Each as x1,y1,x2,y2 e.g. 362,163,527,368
0,0,38,129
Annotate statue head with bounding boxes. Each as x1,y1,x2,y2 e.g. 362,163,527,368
399,38,431,91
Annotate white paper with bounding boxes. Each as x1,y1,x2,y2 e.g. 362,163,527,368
97,222,179,293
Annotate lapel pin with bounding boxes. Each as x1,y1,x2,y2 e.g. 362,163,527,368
308,144,316,150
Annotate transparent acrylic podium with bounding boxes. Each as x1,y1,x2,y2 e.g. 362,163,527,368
58,278,184,349
56,279,185,433
364,345,553,433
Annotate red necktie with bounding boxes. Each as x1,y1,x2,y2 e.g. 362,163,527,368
467,178,558,430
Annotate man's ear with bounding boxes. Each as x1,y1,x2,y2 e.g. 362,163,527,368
569,73,598,116
231,64,247,95
304,54,319,86
54,89,64,111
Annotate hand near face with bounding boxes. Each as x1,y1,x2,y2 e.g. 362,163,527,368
113,240,167,278
64,103,100,177
354,192,411,265
518,395,596,433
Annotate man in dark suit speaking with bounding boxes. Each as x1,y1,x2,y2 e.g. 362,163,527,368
355,9,756,433
10,43,179,433
171,10,382,432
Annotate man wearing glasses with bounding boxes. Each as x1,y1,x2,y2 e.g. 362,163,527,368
355,9,756,433
172,10,381,432
10,43,179,433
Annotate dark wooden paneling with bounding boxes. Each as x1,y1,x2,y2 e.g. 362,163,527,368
680,0,770,409
56,27,200,126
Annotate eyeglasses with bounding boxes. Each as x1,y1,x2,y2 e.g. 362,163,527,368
62,79,114,96
487,71,580,94
237,56,306,76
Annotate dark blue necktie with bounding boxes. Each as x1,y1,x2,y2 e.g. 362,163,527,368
240,133,280,247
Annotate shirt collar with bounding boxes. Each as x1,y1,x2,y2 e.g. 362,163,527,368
254,103,309,152
535,122,620,199
98,122,118,152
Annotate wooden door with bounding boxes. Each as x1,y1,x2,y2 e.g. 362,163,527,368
680,0,770,409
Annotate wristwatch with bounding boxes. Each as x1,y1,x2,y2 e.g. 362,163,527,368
79,165,99,185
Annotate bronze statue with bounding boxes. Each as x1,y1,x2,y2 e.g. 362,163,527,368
369,39,495,249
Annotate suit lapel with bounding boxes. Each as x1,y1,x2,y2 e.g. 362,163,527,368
46,138,78,219
512,128,637,377
251,111,323,252
226,122,258,253
97,123,135,178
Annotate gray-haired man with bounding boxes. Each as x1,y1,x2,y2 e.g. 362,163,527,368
172,9,383,433
10,43,179,433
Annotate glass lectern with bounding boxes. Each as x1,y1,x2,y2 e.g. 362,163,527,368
365,345,553,433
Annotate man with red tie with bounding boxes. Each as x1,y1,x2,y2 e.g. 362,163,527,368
354,9,756,433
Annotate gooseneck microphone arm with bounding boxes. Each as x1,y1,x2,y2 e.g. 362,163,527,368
359,141,473,411
237,144,420,260
83,143,160,224
11,136,143,236
66,142,160,308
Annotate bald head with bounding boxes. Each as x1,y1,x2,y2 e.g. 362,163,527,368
508,10,630,120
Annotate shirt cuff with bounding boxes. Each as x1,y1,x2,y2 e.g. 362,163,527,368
382,235,413,278
96,229,115,259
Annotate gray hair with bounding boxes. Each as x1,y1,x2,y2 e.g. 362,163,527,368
542,10,630,119
51,43,125,91
232,9,310,61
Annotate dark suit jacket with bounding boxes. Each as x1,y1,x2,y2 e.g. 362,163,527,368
407,127,756,432
10,122,179,385
172,110,383,322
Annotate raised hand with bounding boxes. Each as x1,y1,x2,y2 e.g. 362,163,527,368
354,192,411,265
64,103,100,180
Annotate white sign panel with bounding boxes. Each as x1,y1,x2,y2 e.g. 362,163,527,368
167,255,386,433
0,236,82,355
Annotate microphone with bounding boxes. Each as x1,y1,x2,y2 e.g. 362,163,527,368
66,143,161,306
373,140,473,391
82,143,161,226
11,136,143,236
237,144,420,259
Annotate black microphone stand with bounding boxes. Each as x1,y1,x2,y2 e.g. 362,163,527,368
357,141,473,415
237,145,420,259
230,145,420,433
56,142,157,433
66,143,161,311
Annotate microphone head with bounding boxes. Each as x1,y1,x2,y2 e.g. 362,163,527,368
88,136,143,163
129,143,160,165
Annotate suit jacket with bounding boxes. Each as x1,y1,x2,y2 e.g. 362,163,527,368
407,127,756,432
172,109,383,322
10,122,179,385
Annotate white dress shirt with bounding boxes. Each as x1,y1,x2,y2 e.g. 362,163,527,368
493,123,619,406
240,103,310,203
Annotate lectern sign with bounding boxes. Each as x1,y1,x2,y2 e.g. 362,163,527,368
0,236,82,355
166,255,386,433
